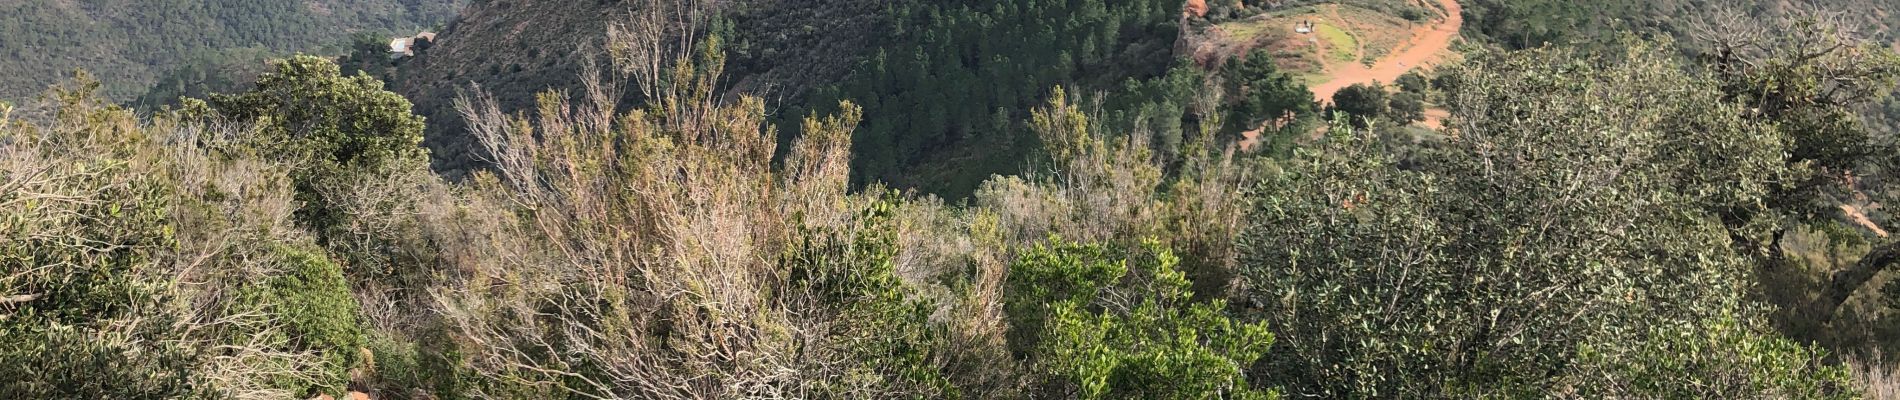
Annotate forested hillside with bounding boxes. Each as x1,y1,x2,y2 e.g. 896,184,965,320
389,0,892,179
1461,0,1900,50
12,0,1900,399
0,0,463,103
788,0,1186,195
392,0,1197,196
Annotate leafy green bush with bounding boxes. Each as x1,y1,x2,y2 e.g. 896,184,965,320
786,196,958,397
0,80,194,398
192,55,428,233
0,324,197,398
1242,44,1821,397
2,77,359,398
1395,70,1429,94
1009,238,1277,399
234,245,367,393
1570,315,1855,399
1387,91,1426,123
1328,83,1389,128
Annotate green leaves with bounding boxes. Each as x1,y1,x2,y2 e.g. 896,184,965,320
199,55,428,235
3,78,363,398
1570,314,1854,398
1241,44,1829,397
1328,83,1389,129
1010,239,1278,399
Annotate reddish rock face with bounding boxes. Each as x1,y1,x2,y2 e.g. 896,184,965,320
308,392,373,400
1185,0,1208,18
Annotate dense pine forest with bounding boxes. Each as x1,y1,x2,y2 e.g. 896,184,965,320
8,0,1900,399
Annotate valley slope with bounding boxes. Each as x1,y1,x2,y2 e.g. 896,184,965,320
0,0,464,102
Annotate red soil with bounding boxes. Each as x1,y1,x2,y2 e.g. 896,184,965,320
1239,0,1463,150
1309,0,1463,104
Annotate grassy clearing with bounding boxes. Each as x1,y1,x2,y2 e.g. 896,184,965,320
1314,23,1358,64
1202,3,1421,77
1331,4,1413,64
1220,20,1274,43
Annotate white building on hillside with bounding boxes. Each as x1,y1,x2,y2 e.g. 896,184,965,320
389,37,415,58
389,32,437,59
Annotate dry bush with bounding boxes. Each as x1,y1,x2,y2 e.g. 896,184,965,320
431,19,983,394
1852,354,1900,399
975,86,1253,297
2,80,353,399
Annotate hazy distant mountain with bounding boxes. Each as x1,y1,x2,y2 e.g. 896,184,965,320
0,0,464,102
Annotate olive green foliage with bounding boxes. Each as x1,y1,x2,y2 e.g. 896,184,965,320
0,81,194,398
2,77,368,398
1327,83,1389,128
196,55,429,232
1570,315,1854,398
1394,70,1429,94
1689,14,1900,354
1241,44,1847,397
786,197,958,397
985,86,1255,298
1010,239,1277,399
1387,91,1425,124
234,245,369,393
1704,17,1900,220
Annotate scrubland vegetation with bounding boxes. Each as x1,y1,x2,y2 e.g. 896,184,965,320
8,0,1900,399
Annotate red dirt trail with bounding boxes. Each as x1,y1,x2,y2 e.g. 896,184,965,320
1237,0,1462,149
1309,0,1463,104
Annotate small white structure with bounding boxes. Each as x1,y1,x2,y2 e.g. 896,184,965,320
388,32,437,59
389,38,415,58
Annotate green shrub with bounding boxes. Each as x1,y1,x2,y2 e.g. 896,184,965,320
0,324,196,398
1570,315,1855,399
193,55,428,233
1010,239,1277,399
1388,92,1426,123
786,195,959,397
1328,83,1389,128
1395,70,1429,94
0,80,195,398
235,245,367,393
1003,237,1126,355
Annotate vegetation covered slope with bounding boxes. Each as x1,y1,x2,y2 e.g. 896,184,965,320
389,0,897,179
7,31,1884,396
1461,0,1900,50
392,0,1193,197
12,0,1900,398
0,0,463,103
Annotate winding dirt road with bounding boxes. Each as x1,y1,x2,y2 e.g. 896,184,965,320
1309,0,1462,104
1237,0,1461,149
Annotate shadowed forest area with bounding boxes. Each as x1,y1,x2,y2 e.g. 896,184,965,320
7,0,1900,399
